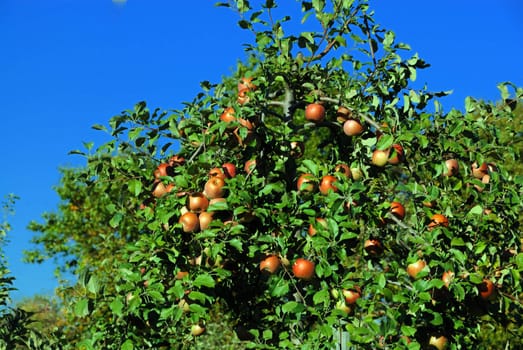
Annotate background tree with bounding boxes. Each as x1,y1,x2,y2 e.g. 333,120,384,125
27,1,523,349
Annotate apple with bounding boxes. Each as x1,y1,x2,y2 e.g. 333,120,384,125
335,300,352,314
244,159,257,174
179,212,200,233
372,149,389,167
334,163,351,178
343,119,364,136
204,177,226,199
364,239,383,257
154,163,174,179
191,324,205,336
198,211,214,230
442,271,454,288
407,260,427,279
428,214,449,230
474,173,490,192
176,271,189,280
336,106,352,122
319,175,338,195
290,141,305,158
297,173,316,193
152,182,174,198
471,161,488,179
178,299,190,313
350,167,363,180
237,90,250,105
444,159,459,176
220,107,236,123
390,201,405,220
478,279,496,300
292,258,315,280
388,144,404,165
308,218,327,236
187,192,209,213
168,155,185,167
208,167,226,180
342,287,361,305
260,255,281,274
305,103,325,122
222,162,237,179
428,334,448,350
238,76,256,93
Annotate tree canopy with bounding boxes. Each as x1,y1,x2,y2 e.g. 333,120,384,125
21,1,523,349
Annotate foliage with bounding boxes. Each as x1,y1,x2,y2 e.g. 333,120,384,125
27,1,523,349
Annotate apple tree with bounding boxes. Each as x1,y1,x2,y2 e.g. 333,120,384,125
27,0,523,349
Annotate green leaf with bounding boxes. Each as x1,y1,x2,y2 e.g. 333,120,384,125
127,179,143,197
194,274,215,288
74,298,89,317
282,301,299,313
313,289,329,305
110,298,124,316
515,253,523,270
121,340,134,350
110,213,123,228
467,204,483,216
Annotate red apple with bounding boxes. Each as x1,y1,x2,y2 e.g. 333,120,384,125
260,255,281,274
198,211,214,230
388,144,404,165
407,260,427,279
343,119,364,136
187,192,209,213
297,173,316,193
204,177,226,199
292,258,315,280
308,218,327,236
305,103,325,123
444,159,459,176
471,161,488,179
342,287,361,305
319,175,338,195
222,162,237,179
179,212,200,233
428,334,448,350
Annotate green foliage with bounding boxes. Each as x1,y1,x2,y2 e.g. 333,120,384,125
27,1,523,349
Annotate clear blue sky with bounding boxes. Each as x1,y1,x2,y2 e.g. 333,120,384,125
1,1,521,303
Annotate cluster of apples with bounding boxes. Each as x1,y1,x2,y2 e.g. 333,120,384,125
177,162,237,234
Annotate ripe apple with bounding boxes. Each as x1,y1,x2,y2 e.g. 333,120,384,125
474,173,490,192
336,106,352,122
407,260,427,279
154,163,174,179
198,211,214,230
152,182,174,198
319,175,338,195
343,119,364,136
334,163,351,178
238,76,256,93
209,167,226,180
305,103,325,122
179,212,200,233
428,214,449,230
260,255,281,274
390,201,405,220
244,159,256,174
471,161,488,179
342,287,361,305
442,271,454,288
204,177,226,199
220,107,236,123
388,144,404,165
176,271,189,280
297,173,316,193
222,162,237,179
237,90,250,105
364,239,383,257
308,218,327,236
292,258,315,280
290,141,305,158
168,155,185,167
187,192,209,213
372,149,389,167
478,279,495,300
428,334,448,350
191,324,205,336
444,159,459,177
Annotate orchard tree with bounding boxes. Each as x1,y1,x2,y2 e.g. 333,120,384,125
27,1,523,349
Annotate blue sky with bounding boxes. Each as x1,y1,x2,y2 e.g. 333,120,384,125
1,1,521,302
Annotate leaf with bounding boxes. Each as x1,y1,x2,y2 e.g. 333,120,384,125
127,179,143,197
110,298,124,316
86,275,100,295
194,274,215,288
91,124,107,131
121,340,134,350
282,301,298,313
313,289,329,305
110,213,123,228
74,298,89,317
467,204,483,216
